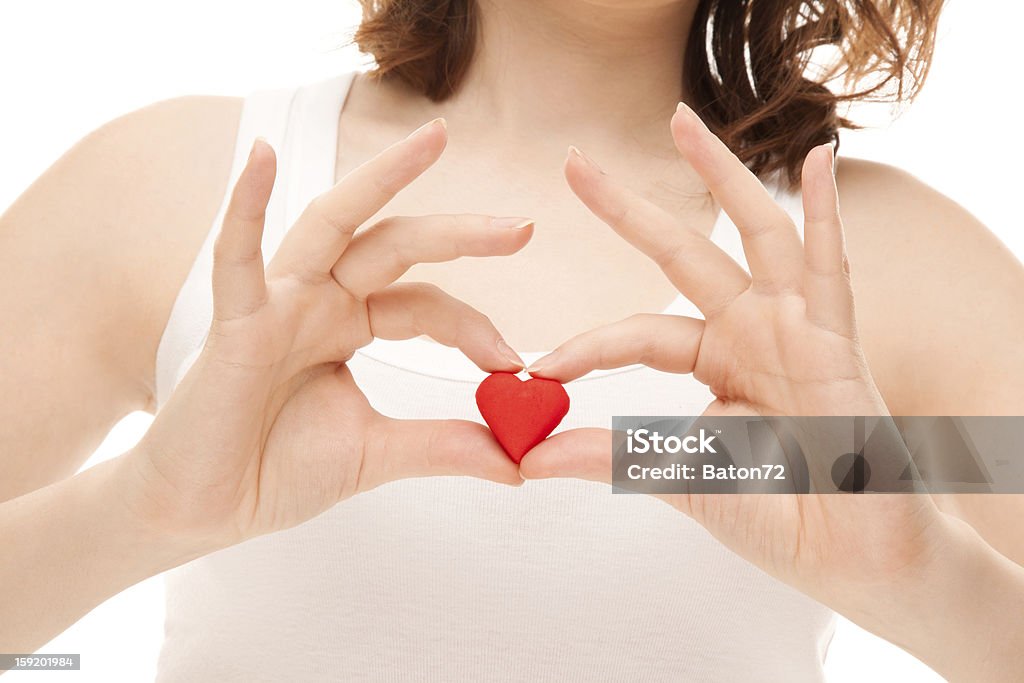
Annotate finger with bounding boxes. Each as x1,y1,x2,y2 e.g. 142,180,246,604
519,429,695,518
333,214,533,299
526,314,704,382
367,282,525,372
801,144,856,336
369,416,523,487
671,103,804,292
564,147,750,315
212,139,276,321
270,118,448,276
519,428,611,483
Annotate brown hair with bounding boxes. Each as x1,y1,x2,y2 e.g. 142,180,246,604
355,0,942,185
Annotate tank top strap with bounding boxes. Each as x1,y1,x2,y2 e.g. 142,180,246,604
710,169,806,269
154,74,357,406
278,73,355,231
661,171,804,319
768,171,806,234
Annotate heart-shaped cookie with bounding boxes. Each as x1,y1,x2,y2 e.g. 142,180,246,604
475,372,570,464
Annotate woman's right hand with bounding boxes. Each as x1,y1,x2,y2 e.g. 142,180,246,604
123,119,532,552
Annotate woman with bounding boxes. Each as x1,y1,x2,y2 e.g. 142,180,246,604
2,0,1022,680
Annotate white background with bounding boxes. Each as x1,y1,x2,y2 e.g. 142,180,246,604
1,1,1021,681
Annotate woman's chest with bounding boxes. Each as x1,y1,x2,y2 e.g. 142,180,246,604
349,160,708,351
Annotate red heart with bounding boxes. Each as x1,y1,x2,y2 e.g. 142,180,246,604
475,372,570,464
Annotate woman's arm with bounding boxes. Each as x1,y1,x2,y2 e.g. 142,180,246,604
866,514,1024,681
0,455,203,652
0,96,240,502
2,119,530,653
521,107,1024,680
838,159,1024,565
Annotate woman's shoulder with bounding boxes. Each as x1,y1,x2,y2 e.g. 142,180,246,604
74,95,243,227
836,157,973,229
831,157,1024,414
0,95,244,406
833,157,1009,275
833,156,1015,293
22,94,244,274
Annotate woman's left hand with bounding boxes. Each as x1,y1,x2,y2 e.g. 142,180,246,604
519,104,967,649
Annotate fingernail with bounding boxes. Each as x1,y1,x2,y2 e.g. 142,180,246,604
248,137,267,160
526,354,554,375
676,101,695,117
823,142,836,177
490,217,534,230
407,117,446,140
674,102,704,129
496,339,525,368
568,145,602,173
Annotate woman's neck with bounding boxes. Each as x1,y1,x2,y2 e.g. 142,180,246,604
351,1,699,159
451,0,697,144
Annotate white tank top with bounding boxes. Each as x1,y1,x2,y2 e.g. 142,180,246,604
153,74,835,682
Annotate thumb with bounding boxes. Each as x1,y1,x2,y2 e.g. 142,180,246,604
519,428,613,483
365,416,523,488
